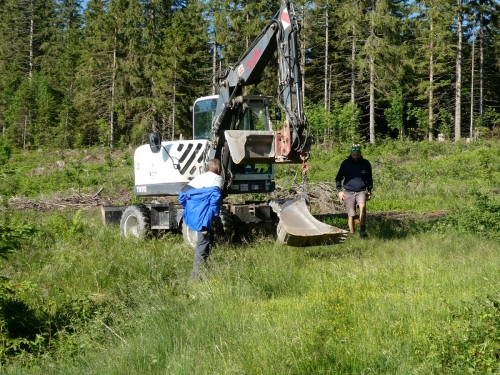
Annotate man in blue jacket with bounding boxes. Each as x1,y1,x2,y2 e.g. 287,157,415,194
335,144,373,238
178,159,223,279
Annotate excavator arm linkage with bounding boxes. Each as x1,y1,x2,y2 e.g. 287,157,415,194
207,0,347,246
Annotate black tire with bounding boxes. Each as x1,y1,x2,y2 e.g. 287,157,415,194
120,204,151,239
182,207,234,248
212,206,234,243
182,221,198,248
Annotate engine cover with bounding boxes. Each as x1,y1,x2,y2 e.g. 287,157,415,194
134,140,209,196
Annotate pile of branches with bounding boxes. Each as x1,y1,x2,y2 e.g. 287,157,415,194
271,181,345,215
3,188,133,212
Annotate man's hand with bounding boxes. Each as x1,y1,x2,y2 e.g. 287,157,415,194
338,191,344,201
366,191,372,200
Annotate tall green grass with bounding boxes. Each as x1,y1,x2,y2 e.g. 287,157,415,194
2,208,500,374
2,139,500,373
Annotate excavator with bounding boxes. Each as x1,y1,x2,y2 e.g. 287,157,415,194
102,0,347,246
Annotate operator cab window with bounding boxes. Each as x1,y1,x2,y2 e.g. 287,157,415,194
232,99,272,175
239,101,268,131
193,97,217,140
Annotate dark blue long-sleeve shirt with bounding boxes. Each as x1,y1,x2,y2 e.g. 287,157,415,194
335,156,373,192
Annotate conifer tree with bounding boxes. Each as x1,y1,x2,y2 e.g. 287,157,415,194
0,0,58,148
158,1,211,139
359,0,404,143
39,0,83,148
410,0,455,140
75,0,118,146
466,0,500,130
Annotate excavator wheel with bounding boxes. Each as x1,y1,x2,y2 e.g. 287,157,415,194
182,207,234,249
182,221,198,248
212,207,234,244
120,204,151,239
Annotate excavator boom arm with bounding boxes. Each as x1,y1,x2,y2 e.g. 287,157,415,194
209,0,309,174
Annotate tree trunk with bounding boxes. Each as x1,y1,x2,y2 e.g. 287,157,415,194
470,35,475,139
212,41,217,96
369,0,375,144
369,54,375,144
29,0,34,82
428,18,434,141
23,0,35,149
110,32,117,148
324,2,329,110
479,12,484,124
172,58,176,141
328,65,332,113
454,0,462,141
351,27,356,105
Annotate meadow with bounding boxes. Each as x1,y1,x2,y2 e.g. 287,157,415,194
1,139,500,374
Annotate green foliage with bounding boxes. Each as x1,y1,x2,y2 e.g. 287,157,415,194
406,102,428,140
385,85,404,138
438,108,452,139
482,108,500,129
0,290,112,365
0,0,499,150
64,158,84,194
0,227,494,374
1,140,500,373
336,101,363,143
418,294,500,373
305,101,362,144
304,101,334,143
0,138,15,196
96,118,110,147
0,221,34,259
0,138,12,168
1,148,135,199
0,219,38,363
440,190,500,239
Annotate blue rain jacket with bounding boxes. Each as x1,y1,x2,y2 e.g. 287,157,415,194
178,185,222,231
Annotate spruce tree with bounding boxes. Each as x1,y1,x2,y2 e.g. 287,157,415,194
158,1,211,140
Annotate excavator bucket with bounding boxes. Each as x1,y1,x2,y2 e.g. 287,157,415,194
276,194,348,247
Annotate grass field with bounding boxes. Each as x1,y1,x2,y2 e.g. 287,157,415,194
1,139,500,374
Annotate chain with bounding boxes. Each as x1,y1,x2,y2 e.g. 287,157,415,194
300,152,309,194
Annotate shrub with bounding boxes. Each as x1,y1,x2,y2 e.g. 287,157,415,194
0,138,12,168
440,191,500,239
418,294,500,373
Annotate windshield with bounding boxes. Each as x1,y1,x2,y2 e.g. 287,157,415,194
193,97,271,140
238,101,268,131
193,97,217,140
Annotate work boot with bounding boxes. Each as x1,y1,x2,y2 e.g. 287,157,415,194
359,229,368,238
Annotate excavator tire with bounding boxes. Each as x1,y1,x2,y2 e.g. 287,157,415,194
120,204,151,239
212,207,234,244
182,221,198,248
182,207,234,249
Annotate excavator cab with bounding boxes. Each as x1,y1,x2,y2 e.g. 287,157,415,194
193,95,275,194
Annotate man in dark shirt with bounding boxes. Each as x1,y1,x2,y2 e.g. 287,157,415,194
335,144,373,237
